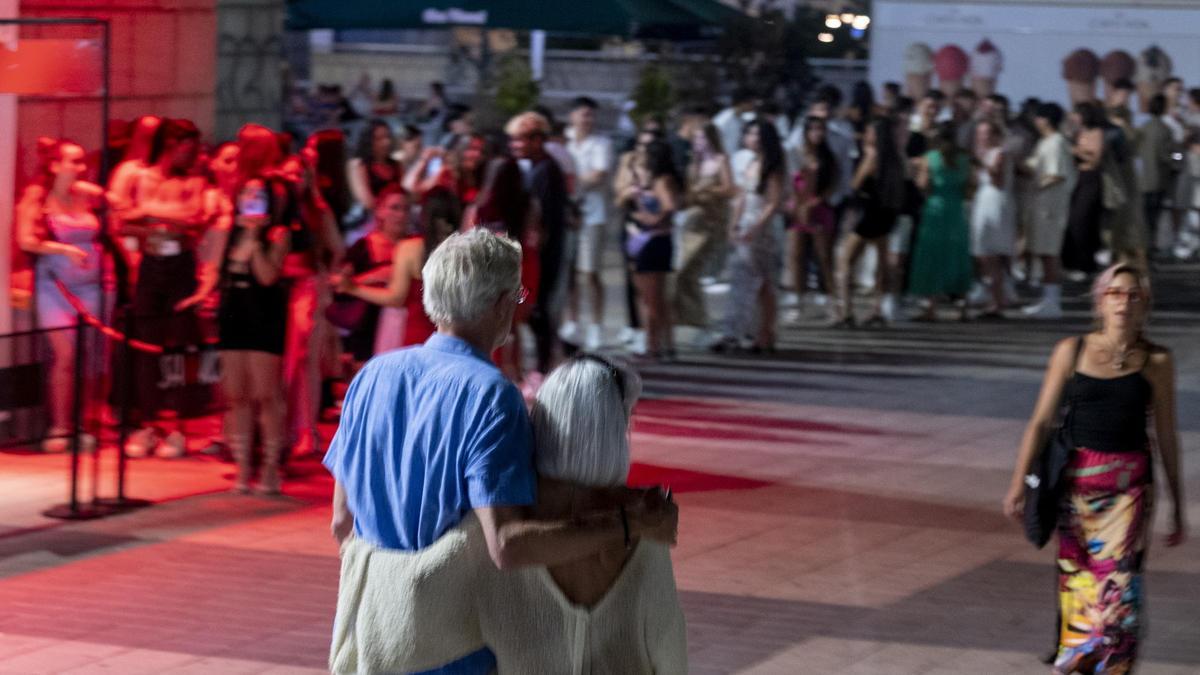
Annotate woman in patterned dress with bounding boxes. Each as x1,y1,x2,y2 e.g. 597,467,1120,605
1004,263,1186,673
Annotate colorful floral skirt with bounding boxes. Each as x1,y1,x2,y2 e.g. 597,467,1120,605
1055,447,1152,675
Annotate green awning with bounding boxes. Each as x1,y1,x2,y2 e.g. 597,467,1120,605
286,0,740,38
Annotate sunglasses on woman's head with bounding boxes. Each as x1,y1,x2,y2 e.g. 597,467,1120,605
572,353,625,405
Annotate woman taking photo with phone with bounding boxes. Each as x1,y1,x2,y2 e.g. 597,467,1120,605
1003,263,1185,674
217,124,291,494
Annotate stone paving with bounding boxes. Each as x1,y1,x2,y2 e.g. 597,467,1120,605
0,263,1198,673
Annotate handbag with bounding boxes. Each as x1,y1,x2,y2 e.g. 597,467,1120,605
624,223,655,259
1022,337,1083,548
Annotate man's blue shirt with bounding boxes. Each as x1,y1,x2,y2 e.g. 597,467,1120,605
323,333,536,673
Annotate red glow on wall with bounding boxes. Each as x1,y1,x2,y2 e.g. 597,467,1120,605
0,39,103,95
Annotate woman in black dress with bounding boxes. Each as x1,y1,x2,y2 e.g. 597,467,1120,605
217,124,292,494
621,139,682,360
832,117,908,327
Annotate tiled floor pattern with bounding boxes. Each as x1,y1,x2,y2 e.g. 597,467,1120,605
1,263,1198,673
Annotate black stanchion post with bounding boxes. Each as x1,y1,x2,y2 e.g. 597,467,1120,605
96,305,151,513
116,308,133,501
69,320,83,511
44,318,109,520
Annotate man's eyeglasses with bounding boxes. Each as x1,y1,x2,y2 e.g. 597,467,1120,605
1104,288,1143,303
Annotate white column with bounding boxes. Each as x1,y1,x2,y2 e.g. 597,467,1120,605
530,29,545,82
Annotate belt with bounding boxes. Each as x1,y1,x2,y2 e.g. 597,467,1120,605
143,239,186,257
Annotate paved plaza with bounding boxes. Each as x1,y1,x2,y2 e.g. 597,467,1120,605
1,264,1198,674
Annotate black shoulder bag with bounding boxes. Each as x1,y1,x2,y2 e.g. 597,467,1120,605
1023,336,1083,548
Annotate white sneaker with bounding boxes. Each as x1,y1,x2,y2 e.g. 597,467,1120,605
1095,249,1112,267
618,327,636,344
155,431,187,458
781,291,800,308
629,330,648,356
782,309,802,325
42,432,97,454
880,295,897,322
558,321,579,343
125,428,159,458
1021,301,1063,320
584,324,603,351
967,282,989,306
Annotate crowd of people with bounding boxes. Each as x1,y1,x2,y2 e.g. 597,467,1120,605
14,69,1193,673
18,73,1199,475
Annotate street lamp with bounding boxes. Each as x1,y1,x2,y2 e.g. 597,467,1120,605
819,7,870,45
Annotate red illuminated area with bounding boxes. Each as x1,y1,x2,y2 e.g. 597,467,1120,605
9,1,216,184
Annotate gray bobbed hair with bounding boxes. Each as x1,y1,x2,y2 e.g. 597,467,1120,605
531,356,642,487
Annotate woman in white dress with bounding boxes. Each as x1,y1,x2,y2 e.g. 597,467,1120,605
971,119,1016,316
477,354,687,674
711,120,787,353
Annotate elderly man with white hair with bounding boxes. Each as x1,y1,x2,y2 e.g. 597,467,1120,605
324,229,678,675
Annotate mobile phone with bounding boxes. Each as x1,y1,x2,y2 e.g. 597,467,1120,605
425,156,443,178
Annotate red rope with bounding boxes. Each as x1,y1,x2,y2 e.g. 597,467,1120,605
52,279,164,354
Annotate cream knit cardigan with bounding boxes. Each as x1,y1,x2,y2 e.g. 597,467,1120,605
329,514,490,674
330,515,687,674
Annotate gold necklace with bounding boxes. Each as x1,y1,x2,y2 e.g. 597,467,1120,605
1105,336,1135,371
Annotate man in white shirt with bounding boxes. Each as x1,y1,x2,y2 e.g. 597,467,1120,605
712,87,758,164
563,97,613,350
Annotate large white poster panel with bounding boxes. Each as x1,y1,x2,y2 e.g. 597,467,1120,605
871,1,1200,106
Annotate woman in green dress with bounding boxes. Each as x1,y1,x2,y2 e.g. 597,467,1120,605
909,121,976,321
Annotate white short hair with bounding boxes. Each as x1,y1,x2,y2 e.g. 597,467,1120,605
422,229,521,327
531,356,642,487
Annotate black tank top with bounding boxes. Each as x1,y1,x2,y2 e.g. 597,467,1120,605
1067,340,1153,453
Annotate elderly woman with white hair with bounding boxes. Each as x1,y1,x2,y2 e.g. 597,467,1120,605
477,354,688,674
